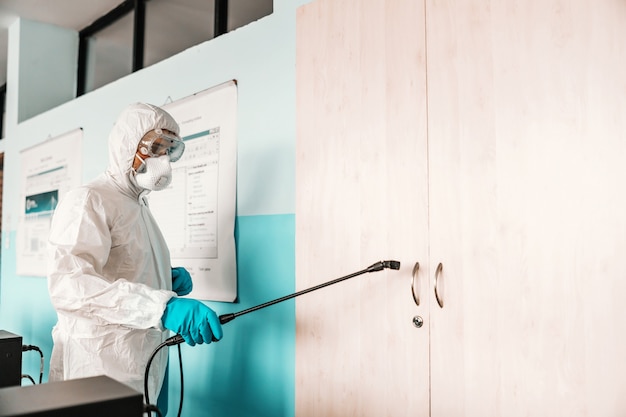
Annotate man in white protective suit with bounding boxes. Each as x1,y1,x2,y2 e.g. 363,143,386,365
46,102,223,404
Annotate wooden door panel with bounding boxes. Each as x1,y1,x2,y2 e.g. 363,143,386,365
296,0,429,415
427,1,626,415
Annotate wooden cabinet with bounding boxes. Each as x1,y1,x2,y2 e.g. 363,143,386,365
296,0,626,416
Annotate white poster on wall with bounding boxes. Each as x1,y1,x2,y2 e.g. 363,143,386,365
16,128,83,277
148,80,238,302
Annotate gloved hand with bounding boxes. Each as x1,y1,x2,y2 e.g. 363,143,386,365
171,267,193,296
161,297,223,346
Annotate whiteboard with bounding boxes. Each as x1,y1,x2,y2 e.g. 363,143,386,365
148,81,238,302
17,128,83,277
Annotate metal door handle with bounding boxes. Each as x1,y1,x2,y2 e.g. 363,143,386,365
411,262,420,306
434,262,444,308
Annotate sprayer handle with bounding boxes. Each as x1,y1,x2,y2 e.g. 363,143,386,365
166,333,221,345
166,313,235,345
166,334,186,345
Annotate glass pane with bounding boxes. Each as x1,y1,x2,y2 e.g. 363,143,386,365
228,0,273,31
85,11,134,93
145,0,215,68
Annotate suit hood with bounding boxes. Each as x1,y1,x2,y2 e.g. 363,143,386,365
106,102,180,194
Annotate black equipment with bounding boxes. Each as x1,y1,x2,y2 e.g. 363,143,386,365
0,330,22,388
0,375,143,417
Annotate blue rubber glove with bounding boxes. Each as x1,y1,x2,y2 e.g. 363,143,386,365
171,267,193,296
161,298,223,346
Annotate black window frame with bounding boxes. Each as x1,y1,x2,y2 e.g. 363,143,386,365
0,83,5,139
77,0,230,97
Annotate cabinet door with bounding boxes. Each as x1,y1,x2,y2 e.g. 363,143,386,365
296,0,429,416
427,1,626,415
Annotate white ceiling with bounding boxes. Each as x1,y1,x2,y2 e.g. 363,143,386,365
0,0,272,88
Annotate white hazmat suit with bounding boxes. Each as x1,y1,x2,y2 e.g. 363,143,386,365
47,103,180,401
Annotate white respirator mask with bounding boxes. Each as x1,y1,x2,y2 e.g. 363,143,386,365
134,154,173,191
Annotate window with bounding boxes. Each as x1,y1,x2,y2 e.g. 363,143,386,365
84,12,134,92
227,0,272,32
144,0,215,68
78,0,273,96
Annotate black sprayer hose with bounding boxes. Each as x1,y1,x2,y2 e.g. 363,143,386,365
22,345,44,384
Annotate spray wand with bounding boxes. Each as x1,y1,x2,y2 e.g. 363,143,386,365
165,260,400,346
144,260,401,412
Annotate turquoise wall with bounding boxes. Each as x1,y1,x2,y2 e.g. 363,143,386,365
0,1,312,415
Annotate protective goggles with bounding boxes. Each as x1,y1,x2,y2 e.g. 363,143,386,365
137,128,185,162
